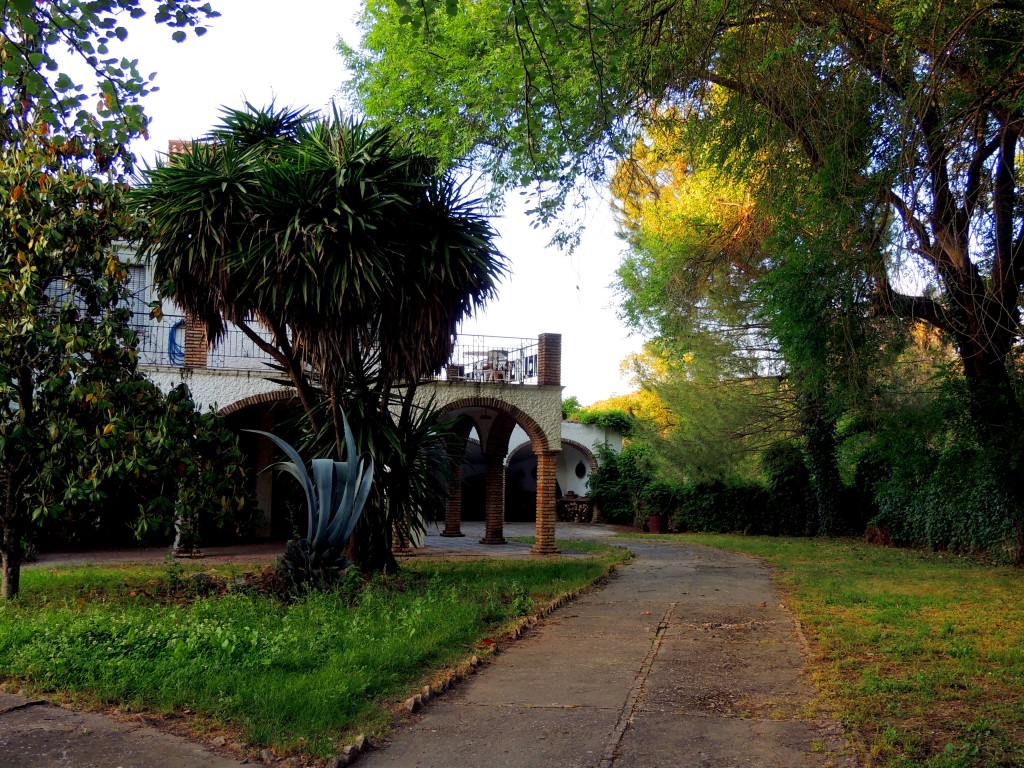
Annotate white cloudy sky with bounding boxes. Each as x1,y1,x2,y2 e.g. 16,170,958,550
123,0,643,405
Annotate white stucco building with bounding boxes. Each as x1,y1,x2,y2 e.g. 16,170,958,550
126,254,623,552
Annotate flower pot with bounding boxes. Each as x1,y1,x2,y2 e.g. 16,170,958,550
647,513,666,534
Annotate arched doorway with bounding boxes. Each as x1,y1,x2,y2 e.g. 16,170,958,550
506,437,597,521
436,397,560,554
219,391,302,538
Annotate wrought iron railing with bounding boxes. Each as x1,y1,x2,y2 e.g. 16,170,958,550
134,318,539,386
132,314,279,371
206,323,277,370
430,334,539,385
133,313,187,368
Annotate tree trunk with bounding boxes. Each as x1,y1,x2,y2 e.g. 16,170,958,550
959,340,1024,446
351,493,399,574
1,469,24,600
1,538,21,600
800,395,842,537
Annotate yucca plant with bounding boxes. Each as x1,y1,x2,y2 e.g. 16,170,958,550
247,411,373,589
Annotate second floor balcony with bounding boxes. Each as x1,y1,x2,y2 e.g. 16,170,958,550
133,313,549,387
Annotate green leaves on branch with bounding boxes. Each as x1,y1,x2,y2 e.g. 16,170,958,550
1,0,219,174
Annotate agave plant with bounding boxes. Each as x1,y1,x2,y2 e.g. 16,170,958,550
246,411,373,587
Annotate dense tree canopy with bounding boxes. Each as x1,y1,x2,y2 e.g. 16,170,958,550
0,1,226,599
346,0,1024,430
347,0,1024,548
1,0,217,173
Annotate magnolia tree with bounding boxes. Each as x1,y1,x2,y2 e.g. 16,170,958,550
0,1,224,599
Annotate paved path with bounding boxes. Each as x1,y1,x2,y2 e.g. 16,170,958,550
4,526,852,767
361,535,851,768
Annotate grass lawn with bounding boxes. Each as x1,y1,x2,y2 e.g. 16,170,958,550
618,533,1024,768
0,546,626,760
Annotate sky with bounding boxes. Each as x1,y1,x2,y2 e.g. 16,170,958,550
125,0,644,405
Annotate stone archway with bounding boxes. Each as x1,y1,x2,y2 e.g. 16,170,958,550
217,389,299,417
436,396,560,554
506,437,598,522
219,390,302,538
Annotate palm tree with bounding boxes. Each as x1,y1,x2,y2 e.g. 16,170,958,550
131,104,507,571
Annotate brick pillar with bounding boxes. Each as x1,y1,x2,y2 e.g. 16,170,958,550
392,520,412,553
480,453,506,545
441,463,465,537
537,333,561,386
533,450,560,554
183,314,208,368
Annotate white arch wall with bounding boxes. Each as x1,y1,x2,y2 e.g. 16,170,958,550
508,421,624,459
143,367,283,412
416,380,563,451
557,443,592,496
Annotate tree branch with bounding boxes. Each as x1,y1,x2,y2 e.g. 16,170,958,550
873,278,954,334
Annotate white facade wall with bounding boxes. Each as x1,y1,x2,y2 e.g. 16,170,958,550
417,380,564,451
508,420,623,459
143,366,283,413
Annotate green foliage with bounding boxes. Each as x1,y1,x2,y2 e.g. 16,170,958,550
248,413,374,589
574,407,635,435
586,443,654,526
561,395,581,420
34,382,254,550
0,142,139,597
0,0,222,600
1,0,218,175
760,442,815,537
871,443,1020,560
671,481,772,535
0,556,618,757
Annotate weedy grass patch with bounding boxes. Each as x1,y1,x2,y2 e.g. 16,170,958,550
506,536,632,557
0,553,621,759
618,533,1024,767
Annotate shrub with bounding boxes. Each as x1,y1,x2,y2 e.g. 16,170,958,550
576,408,636,436
672,480,772,534
871,441,1019,559
760,442,815,536
33,383,255,550
641,479,686,523
587,443,654,525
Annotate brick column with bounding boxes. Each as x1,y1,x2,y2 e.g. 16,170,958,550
537,333,561,386
441,463,465,537
392,520,412,553
183,314,208,368
480,453,506,545
533,450,560,554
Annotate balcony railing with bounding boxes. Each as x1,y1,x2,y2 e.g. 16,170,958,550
133,313,187,368
429,334,539,385
133,317,539,386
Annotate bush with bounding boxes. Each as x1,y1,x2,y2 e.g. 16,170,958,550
576,408,636,436
870,441,1020,559
642,479,686,522
586,443,653,525
672,480,772,534
33,383,256,550
760,442,815,536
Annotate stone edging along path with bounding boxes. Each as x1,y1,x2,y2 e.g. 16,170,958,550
358,537,856,768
